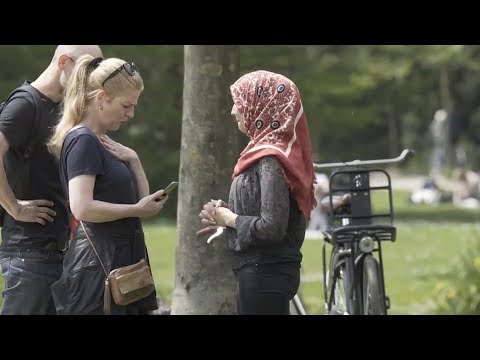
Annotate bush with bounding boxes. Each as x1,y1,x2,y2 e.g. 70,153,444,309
432,228,480,314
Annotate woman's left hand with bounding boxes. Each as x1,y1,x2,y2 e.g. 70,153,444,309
199,199,237,228
99,134,138,162
212,206,237,228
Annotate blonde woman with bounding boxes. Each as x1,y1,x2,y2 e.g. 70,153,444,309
49,55,168,315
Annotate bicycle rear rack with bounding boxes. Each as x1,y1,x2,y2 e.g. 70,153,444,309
325,224,396,245
328,168,394,228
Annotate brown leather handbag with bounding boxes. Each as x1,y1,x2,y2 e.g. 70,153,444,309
106,258,155,306
80,222,155,314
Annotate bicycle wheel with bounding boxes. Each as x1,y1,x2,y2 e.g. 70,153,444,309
362,255,386,315
290,294,307,315
289,300,299,315
327,250,348,315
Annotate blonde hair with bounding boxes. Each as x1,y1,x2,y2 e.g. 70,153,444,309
48,55,144,159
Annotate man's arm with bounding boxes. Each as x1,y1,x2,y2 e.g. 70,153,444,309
0,131,20,217
0,131,55,225
0,96,56,225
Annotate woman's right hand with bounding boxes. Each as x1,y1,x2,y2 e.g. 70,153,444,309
135,189,169,218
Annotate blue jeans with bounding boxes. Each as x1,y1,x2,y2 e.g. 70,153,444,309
0,250,64,315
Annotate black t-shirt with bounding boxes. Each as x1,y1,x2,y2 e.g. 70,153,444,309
60,127,141,236
0,82,69,248
57,127,155,314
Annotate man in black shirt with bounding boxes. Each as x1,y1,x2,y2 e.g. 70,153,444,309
0,45,103,314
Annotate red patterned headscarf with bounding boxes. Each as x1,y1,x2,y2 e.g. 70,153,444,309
230,70,317,220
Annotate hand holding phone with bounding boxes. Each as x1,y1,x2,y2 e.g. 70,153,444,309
155,181,179,202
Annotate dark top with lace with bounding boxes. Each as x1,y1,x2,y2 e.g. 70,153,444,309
226,156,306,270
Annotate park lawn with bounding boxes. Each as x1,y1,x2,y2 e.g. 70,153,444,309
144,219,480,315
0,222,476,314
0,189,478,314
299,222,479,314
143,223,177,306
374,189,480,223
299,189,480,315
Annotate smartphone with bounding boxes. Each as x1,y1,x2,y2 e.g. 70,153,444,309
155,181,178,202
163,181,179,194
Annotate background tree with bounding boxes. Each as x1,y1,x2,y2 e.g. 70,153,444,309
3,45,480,221
171,45,240,314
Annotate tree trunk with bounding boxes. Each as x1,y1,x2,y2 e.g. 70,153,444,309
386,88,400,158
171,45,240,314
440,65,454,171
388,102,398,158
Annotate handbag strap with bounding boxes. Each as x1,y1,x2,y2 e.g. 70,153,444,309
80,221,108,276
80,221,112,315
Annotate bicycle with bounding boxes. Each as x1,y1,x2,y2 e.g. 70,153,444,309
290,149,413,315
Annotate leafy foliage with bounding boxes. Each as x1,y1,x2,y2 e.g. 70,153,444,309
432,231,480,314
2,45,480,219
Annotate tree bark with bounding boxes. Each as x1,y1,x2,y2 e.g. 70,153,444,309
440,65,454,171
388,101,398,158
171,45,240,314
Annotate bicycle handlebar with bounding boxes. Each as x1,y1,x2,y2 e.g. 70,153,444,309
313,148,415,170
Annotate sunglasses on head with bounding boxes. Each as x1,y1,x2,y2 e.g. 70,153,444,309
101,62,139,87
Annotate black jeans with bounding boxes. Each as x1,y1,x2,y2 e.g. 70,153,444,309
234,262,300,315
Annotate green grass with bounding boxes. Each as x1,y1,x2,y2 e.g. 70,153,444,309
143,224,176,306
299,223,480,314
299,189,480,314
374,189,480,223
0,190,477,314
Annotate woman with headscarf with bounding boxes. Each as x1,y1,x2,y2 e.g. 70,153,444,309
199,70,317,315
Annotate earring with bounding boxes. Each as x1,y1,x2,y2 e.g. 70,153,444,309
99,105,103,110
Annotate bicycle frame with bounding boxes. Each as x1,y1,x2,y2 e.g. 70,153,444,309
315,149,413,315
